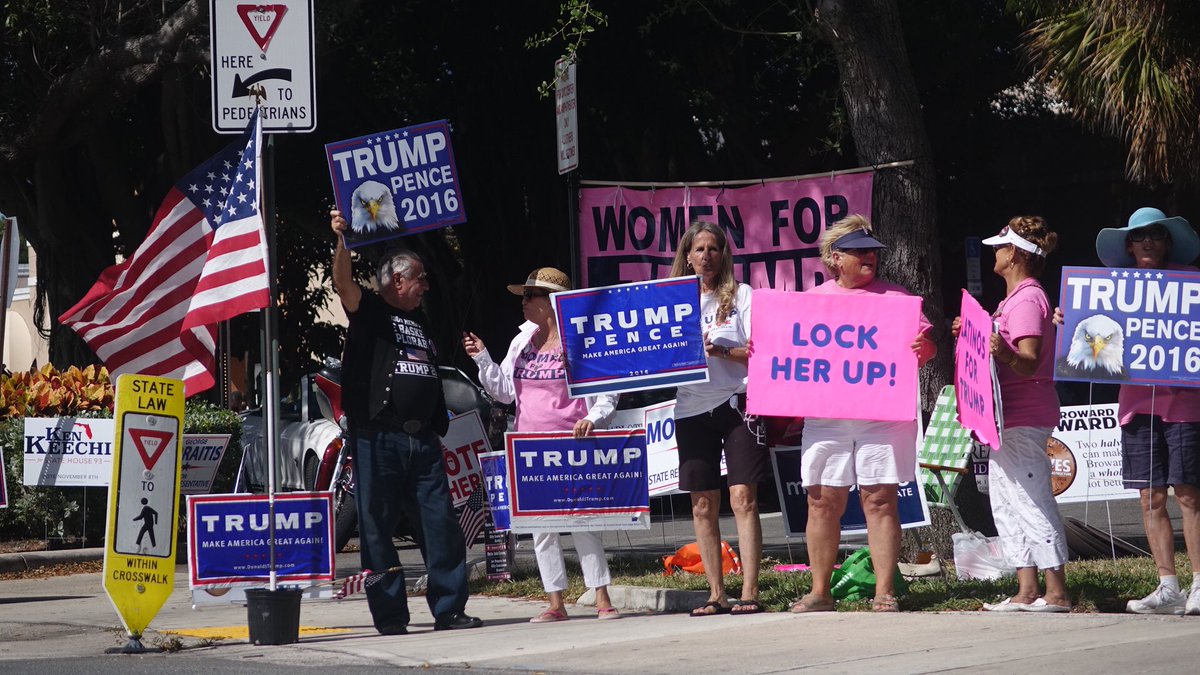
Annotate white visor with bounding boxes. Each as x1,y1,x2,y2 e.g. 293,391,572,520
981,227,1044,257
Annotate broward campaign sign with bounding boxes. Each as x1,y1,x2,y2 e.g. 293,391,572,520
579,172,873,290
747,290,922,421
325,119,465,248
955,291,1001,449
1047,403,1137,502
506,430,650,532
771,446,930,537
441,410,491,507
187,492,334,587
555,276,706,397
1056,266,1200,387
480,451,511,532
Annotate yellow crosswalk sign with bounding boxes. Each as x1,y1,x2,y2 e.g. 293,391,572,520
103,374,185,643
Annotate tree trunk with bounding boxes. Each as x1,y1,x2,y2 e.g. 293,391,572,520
813,0,950,409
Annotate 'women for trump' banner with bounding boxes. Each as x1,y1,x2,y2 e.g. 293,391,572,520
747,290,921,421
578,172,873,290
554,277,706,397
955,290,1001,449
505,430,650,532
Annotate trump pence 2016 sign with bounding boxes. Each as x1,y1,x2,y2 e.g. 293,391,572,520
506,430,650,532
325,119,465,248
554,277,706,397
747,289,922,421
1056,266,1200,387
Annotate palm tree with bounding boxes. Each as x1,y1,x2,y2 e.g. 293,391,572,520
1011,0,1200,187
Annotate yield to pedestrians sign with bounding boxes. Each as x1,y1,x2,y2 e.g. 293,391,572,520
209,0,316,133
103,374,185,639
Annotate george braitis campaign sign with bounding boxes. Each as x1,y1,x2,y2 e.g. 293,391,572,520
506,430,650,532
325,119,465,249
554,276,706,397
1056,266,1200,387
747,290,922,421
187,492,334,588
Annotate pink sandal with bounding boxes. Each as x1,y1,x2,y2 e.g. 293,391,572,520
597,607,621,620
530,608,570,623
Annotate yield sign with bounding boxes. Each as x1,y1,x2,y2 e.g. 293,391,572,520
128,428,175,471
236,4,288,53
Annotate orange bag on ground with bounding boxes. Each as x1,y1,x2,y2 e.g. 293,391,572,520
662,541,743,576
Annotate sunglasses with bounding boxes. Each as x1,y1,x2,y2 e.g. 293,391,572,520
522,289,549,300
991,243,1012,252
1128,226,1168,243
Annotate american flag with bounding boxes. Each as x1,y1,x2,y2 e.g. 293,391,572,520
459,485,488,551
59,110,270,395
334,568,388,600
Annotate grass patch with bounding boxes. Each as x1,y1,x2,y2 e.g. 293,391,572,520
471,552,1194,613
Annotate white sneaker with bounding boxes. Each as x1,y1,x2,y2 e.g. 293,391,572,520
1126,584,1185,615
1186,586,1200,616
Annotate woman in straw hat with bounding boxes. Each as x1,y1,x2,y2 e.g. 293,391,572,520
463,267,621,622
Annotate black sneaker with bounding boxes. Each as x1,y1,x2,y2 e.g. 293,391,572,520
434,612,482,630
378,623,408,635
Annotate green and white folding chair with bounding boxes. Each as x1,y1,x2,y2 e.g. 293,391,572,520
918,385,976,534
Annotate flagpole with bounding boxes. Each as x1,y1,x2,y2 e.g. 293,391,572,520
261,125,281,593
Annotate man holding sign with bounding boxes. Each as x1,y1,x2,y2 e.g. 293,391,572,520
785,216,935,614
954,217,1070,613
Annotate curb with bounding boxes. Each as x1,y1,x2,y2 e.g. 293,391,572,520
0,547,105,573
577,585,710,613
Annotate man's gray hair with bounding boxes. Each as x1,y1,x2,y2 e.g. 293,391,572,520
377,249,424,288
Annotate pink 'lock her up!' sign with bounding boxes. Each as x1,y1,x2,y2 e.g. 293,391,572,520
747,290,921,421
954,290,1001,449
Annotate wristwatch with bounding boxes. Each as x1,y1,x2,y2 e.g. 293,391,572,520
720,346,732,358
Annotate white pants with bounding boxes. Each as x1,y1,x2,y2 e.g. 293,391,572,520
989,426,1069,570
534,531,611,593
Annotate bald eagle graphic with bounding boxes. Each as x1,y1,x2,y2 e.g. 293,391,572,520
349,180,400,234
1056,314,1127,380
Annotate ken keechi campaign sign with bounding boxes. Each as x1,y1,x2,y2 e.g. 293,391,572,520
506,430,650,532
187,492,334,588
554,276,706,397
325,119,465,249
1055,266,1200,387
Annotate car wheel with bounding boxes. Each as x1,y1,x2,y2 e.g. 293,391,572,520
303,453,319,491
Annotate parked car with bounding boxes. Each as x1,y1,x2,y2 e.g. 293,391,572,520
238,360,504,551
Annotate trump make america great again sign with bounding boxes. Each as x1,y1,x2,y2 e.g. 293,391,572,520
325,119,465,248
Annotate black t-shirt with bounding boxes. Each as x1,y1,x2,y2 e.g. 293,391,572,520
342,289,448,434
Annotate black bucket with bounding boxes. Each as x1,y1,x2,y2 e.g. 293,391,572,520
245,587,303,645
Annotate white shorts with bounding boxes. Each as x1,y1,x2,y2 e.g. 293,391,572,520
801,418,918,487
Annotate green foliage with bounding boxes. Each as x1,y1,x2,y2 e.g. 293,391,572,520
526,0,610,98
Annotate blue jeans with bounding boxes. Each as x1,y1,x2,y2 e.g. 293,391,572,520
352,426,468,630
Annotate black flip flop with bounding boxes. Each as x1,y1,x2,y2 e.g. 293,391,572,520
731,599,764,615
689,601,731,617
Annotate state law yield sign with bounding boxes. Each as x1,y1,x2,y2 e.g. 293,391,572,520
210,0,316,133
103,374,185,641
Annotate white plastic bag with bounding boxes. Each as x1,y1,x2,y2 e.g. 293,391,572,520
951,531,1015,580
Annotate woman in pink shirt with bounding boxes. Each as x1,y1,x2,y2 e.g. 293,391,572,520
463,267,620,623
955,216,1070,613
790,215,936,614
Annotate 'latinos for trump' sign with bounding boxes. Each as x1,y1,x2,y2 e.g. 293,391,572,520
554,276,706,397
187,492,334,588
955,290,1001,449
506,430,650,532
578,172,874,290
747,290,922,421
325,119,465,248
1056,266,1200,387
